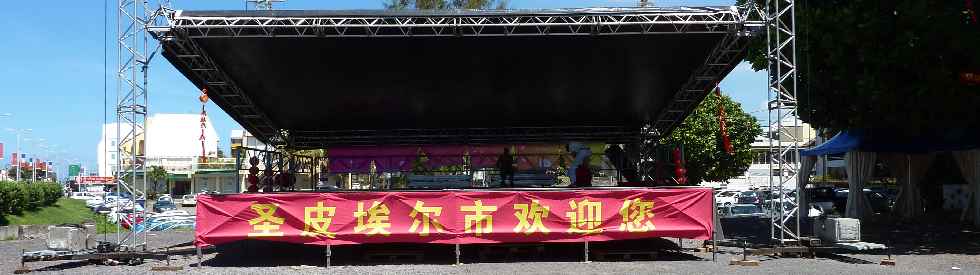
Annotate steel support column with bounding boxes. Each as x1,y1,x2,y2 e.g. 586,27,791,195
765,0,801,244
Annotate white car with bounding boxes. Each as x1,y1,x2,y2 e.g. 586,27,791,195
70,192,99,201
85,197,107,209
715,191,740,207
180,195,197,207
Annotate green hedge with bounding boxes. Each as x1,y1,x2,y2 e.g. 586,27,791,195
0,181,63,215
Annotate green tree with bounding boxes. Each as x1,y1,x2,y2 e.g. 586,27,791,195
383,0,508,10
6,166,33,182
146,166,169,195
662,91,763,185
742,0,980,133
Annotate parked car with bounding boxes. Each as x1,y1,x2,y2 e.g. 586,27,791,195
157,194,173,202
833,188,892,214
736,191,763,205
720,204,768,219
153,200,178,213
85,197,106,209
95,204,114,214
715,191,740,207
180,195,197,207
762,191,796,207
107,207,142,224
70,192,99,201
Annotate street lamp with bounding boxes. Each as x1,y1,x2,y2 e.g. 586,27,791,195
5,128,32,182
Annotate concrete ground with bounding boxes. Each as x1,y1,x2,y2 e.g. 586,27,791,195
2,229,977,275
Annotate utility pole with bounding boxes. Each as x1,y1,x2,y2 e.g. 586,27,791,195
5,128,31,182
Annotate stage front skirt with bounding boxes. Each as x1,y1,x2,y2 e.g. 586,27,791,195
194,188,714,247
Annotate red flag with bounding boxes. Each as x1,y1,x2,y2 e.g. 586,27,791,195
10,153,16,166
715,84,734,155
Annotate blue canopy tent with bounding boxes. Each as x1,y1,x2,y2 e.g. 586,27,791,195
802,130,980,156
800,130,980,224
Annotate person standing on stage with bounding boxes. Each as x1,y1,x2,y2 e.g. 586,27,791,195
496,147,515,187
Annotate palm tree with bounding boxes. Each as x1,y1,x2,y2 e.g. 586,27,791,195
146,166,169,197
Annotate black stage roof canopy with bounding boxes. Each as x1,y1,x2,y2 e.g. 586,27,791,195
152,7,756,148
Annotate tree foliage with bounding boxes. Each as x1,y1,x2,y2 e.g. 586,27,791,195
383,0,508,10
6,167,32,181
146,166,168,194
743,0,980,133
662,91,762,185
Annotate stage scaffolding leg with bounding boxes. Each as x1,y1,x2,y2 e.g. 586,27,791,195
583,241,590,262
712,190,717,262
196,246,202,268
766,0,801,245
324,244,332,268
455,244,461,265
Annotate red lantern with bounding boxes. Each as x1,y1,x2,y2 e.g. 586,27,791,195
672,147,687,185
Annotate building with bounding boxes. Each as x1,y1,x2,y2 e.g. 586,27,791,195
97,113,235,195
230,129,268,158
230,129,270,191
706,117,817,191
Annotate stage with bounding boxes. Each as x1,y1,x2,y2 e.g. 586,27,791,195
151,6,754,147
194,187,715,248
148,6,749,253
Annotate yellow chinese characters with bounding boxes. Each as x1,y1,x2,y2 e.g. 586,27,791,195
619,198,656,232
409,201,445,236
461,200,497,236
247,203,285,237
566,199,603,235
354,201,392,236
513,200,550,235
300,201,337,238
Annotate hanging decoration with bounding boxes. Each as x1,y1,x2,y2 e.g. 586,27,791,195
199,88,209,163
714,83,734,155
246,156,260,193
672,146,687,185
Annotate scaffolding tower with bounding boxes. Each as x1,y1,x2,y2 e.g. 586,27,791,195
765,0,802,245
114,0,170,251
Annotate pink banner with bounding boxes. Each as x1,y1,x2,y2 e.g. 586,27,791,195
195,188,713,247
327,144,568,173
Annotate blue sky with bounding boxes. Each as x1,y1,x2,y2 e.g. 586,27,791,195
0,0,763,176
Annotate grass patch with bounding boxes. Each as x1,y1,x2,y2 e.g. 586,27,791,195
1,198,118,233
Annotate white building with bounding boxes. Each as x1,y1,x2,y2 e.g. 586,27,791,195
230,129,268,157
96,114,236,195
98,113,220,177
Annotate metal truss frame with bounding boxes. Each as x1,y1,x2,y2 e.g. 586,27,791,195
115,0,150,251
649,25,754,137
149,6,751,148
159,7,743,38
765,0,801,245
115,0,171,251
